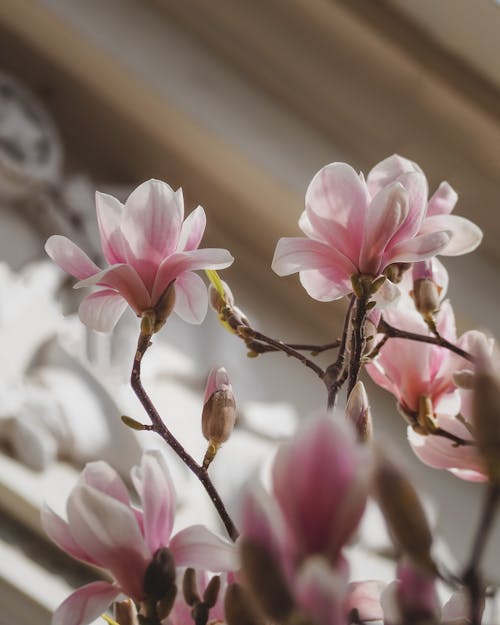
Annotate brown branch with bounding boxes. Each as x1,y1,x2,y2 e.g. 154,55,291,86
324,295,355,409
131,328,239,542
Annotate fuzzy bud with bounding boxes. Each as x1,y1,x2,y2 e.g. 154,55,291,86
143,547,176,601
183,568,201,607
114,600,139,625
152,280,176,333
346,382,373,443
202,367,236,468
413,279,440,317
383,262,411,284
224,583,265,625
373,453,435,573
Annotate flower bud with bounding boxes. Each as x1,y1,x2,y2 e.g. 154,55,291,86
373,453,435,574
114,600,139,625
383,262,411,284
413,279,440,317
183,568,201,607
473,345,500,483
346,382,373,443
202,367,236,468
152,280,177,333
143,547,176,601
224,583,265,625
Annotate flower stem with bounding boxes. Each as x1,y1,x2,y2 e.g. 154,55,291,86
324,295,355,409
346,291,371,397
131,329,239,542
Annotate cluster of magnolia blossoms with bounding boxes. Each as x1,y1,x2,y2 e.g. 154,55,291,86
42,155,498,625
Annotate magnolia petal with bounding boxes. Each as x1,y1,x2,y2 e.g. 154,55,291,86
346,580,385,622
177,205,206,252
427,181,458,216
169,524,238,572
419,214,483,256
45,235,101,280
53,581,121,625
385,230,451,265
299,268,353,302
173,271,208,324
305,163,369,254
95,192,128,264
122,180,184,260
67,484,150,597
272,237,356,277
359,182,408,274
151,249,233,304
79,461,131,505
41,503,97,566
387,172,428,244
366,154,420,196
78,290,127,333
131,450,176,554
75,265,151,314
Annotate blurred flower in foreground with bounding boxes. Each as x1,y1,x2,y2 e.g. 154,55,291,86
272,155,481,302
45,180,233,332
42,450,237,625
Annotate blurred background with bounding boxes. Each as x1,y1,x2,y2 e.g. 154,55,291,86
0,1,499,623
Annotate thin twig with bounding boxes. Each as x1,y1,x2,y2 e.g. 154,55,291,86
462,484,500,625
324,295,355,409
131,329,239,542
379,318,474,362
346,291,371,397
245,339,341,356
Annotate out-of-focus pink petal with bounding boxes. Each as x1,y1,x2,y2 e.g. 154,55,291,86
169,525,238,572
151,249,233,305
441,590,473,623
75,265,151,314
121,180,184,261
386,230,451,264
359,182,408,273
41,504,97,567
273,417,371,563
173,271,208,324
299,268,353,302
67,484,150,598
177,205,206,252
273,237,356,277
427,181,458,216
294,557,348,625
52,581,121,625
305,163,369,255
95,192,128,264
131,450,176,554
45,236,101,280
366,154,420,196
346,580,385,622
78,290,127,333
419,214,483,256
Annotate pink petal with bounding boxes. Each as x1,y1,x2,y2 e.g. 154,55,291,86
366,154,420,196
294,558,347,625
299,268,353,302
173,271,208,324
67,484,150,598
204,366,231,403
121,180,184,261
151,249,233,304
359,182,408,274
346,581,385,621
177,205,206,252
75,265,151,315
131,450,176,554
305,163,369,256
385,230,451,265
169,525,238,572
41,503,97,567
78,290,127,333
79,461,131,505
427,181,458,216
45,235,101,280
386,172,428,244
53,581,121,625
272,238,356,277
95,192,128,264
419,214,483,256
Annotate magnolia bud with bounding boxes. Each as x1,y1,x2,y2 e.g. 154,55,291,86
202,367,236,468
224,583,265,625
114,600,139,625
413,279,440,317
473,346,500,483
152,280,176,333
143,547,176,601
346,381,373,443
373,453,435,574
383,262,411,284
209,279,235,312
183,568,201,607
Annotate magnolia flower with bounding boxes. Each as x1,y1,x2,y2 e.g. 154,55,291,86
42,451,237,625
272,155,481,302
45,180,233,332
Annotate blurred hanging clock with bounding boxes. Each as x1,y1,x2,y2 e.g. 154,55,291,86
0,71,62,199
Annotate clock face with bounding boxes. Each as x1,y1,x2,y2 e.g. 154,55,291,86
0,71,62,195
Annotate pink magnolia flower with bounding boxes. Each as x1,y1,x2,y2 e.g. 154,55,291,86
42,451,237,625
272,155,481,302
45,180,234,332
